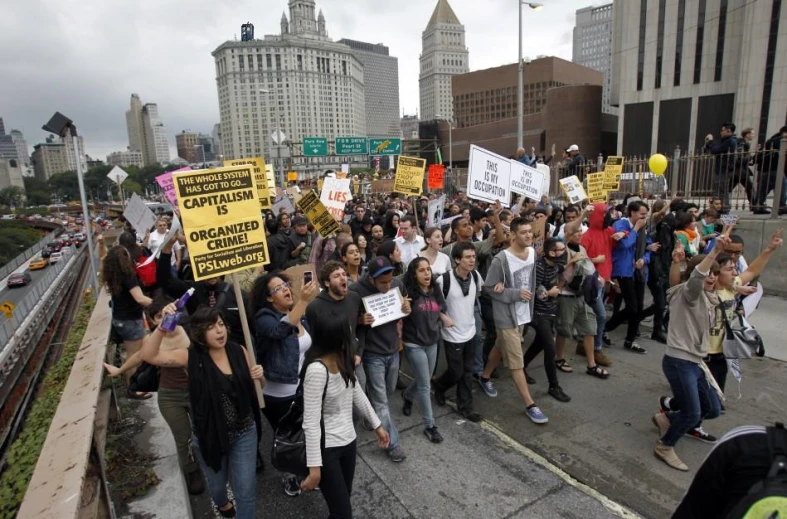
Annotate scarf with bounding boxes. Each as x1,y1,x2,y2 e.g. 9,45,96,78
676,227,698,243
454,268,472,297
188,342,261,471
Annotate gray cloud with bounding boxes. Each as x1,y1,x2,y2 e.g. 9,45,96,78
1,0,588,160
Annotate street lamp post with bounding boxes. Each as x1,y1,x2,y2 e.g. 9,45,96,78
518,2,543,149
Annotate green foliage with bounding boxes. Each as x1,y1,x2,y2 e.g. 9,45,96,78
0,221,46,266
22,177,51,206
0,187,24,208
0,297,96,519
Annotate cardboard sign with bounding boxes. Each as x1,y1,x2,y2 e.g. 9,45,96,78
156,167,191,209
530,217,546,255
586,172,606,202
536,163,551,200
123,193,158,234
223,157,273,211
602,156,624,191
286,186,302,205
394,156,427,196
265,164,276,192
362,287,405,328
427,164,445,190
320,177,352,220
427,195,446,228
297,190,342,238
467,145,511,206
272,195,296,215
174,166,270,281
559,176,588,205
509,160,545,201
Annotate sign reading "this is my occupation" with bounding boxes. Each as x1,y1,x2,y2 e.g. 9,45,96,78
175,166,270,281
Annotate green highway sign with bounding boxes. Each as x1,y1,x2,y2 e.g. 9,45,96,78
369,138,402,155
303,137,328,156
335,137,368,155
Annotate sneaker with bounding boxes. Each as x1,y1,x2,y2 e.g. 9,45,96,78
401,390,413,417
602,333,613,346
685,427,717,444
461,409,482,422
654,440,689,471
652,412,670,438
658,396,672,413
594,350,612,367
388,446,407,462
477,376,498,398
525,405,549,424
548,385,571,403
424,426,444,443
283,475,301,497
624,341,647,354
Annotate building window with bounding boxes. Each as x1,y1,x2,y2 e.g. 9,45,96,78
275,55,281,70
674,0,686,86
266,54,272,68
655,0,666,88
637,0,647,91
693,0,707,84
714,0,728,81
758,0,782,144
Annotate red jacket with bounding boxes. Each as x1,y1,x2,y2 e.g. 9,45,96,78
580,203,617,281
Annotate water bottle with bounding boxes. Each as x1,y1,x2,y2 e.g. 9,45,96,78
160,288,195,332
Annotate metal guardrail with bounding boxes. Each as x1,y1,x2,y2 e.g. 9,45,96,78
0,229,60,282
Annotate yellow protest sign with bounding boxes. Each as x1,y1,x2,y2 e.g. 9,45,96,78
393,156,426,196
175,166,270,281
602,156,624,192
223,157,273,211
559,175,588,205
287,171,298,182
297,190,342,238
586,172,606,202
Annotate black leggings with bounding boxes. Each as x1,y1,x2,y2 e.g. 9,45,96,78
523,315,559,387
320,440,357,519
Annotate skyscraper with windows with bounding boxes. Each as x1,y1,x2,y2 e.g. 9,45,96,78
419,0,469,122
212,0,365,164
573,3,616,115
125,94,171,166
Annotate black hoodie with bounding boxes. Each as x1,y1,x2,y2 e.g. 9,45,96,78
305,289,363,355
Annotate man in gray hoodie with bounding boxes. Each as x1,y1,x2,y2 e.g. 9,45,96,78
477,217,549,425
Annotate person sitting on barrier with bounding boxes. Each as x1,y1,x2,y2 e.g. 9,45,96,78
139,305,264,519
101,244,152,399
103,293,206,495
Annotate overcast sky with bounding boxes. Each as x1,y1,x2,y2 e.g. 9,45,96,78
0,0,592,160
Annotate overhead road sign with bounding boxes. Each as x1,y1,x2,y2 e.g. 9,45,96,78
303,137,328,156
336,137,368,155
369,138,401,155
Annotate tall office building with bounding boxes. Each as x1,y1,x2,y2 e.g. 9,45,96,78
107,150,145,168
212,0,366,166
401,114,419,139
32,142,69,181
212,123,224,158
125,94,171,165
61,134,87,172
573,3,616,114
198,133,216,161
0,118,30,166
419,0,469,122
612,0,787,155
176,131,201,163
337,39,401,137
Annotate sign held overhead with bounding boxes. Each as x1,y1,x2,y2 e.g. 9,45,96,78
509,160,545,201
467,145,511,206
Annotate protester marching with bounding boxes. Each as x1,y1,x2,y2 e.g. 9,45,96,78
99,141,787,519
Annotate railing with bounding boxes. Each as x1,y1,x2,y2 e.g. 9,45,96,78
16,289,115,519
0,229,61,281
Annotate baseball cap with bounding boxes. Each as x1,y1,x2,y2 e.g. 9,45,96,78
292,216,307,226
567,144,579,152
368,256,394,278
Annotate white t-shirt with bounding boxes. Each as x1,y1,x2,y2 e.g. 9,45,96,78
504,249,535,326
421,251,452,276
437,269,483,343
264,330,312,398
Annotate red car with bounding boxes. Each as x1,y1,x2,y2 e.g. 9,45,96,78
7,271,32,288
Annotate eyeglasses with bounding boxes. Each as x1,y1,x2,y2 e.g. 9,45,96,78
269,281,291,295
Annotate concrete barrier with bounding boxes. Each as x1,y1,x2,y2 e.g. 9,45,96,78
728,218,787,297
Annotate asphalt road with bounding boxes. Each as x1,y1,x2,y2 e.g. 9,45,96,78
0,246,79,316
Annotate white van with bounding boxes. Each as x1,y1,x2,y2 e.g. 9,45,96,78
49,252,63,264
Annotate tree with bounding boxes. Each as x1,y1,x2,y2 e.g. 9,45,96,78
0,186,25,208
23,177,51,206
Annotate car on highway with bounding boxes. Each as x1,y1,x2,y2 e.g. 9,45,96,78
49,252,63,264
7,271,32,288
60,237,72,247
47,241,63,253
40,248,51,258
29,257,49,270
74,232,85,241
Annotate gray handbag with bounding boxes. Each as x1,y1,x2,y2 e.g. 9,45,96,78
721,300,765,359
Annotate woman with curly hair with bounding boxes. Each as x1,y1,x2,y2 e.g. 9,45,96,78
101,245,152,398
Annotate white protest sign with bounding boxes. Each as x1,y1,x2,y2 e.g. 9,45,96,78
509,160,545,201
123,193,157,234
559,176,588,204
536,163,551,200
107,166,128,185
272,195,296,215
362,287,405,328
320,177,352,220
467,145,511,207
427,195,446,228
440,214,462,227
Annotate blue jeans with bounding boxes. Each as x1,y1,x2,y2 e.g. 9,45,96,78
661,355,721,447
591,289,606,351
403,343,438,428
363,353,400,452
473,302,484,374
192,427,258,519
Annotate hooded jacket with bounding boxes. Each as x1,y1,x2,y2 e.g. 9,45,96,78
349,274,407,357
580,203,616,281
483,247,536,329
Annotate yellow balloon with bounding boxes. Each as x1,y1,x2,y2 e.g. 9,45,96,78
649,153,668,176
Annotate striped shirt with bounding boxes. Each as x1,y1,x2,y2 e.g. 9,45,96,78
303,362,380,467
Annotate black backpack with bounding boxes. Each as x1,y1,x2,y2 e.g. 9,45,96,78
726,422,787,519
566,268,600,307
441,270,481,299
271,360,329,477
